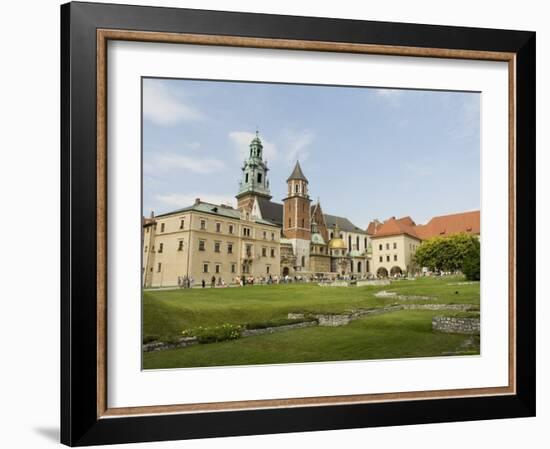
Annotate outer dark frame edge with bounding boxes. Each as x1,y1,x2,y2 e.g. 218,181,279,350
60,1,536,446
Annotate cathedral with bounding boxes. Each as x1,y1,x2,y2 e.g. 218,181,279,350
142,133,479,287
235,133,371,278
142,133,371,287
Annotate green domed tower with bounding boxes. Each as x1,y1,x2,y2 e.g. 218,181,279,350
236,132,272,213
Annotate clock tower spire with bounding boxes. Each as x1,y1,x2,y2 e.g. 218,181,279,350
236,132,272,214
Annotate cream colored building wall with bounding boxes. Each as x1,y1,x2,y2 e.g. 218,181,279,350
371,234,421,276
142,224,156,286
143,210,280,287
328,229,370,254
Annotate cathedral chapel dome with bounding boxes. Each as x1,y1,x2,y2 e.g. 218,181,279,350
328,237,346,250
311,233,326,245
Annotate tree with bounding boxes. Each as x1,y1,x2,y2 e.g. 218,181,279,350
462,239,481,280
413,233,480,276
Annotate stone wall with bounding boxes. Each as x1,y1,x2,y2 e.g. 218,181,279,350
241,321,317,337
317,280,351,287
432,316,480,334
404,304,473,311
314,314,353,326
357,280,391,287
143,336,198,352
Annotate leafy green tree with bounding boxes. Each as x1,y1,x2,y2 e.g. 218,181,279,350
462,239,481,280
413,233,480,276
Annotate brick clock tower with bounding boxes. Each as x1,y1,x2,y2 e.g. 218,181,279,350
235,132,272,216
283,161,311,271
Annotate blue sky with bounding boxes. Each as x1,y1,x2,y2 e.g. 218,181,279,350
143,78,480,227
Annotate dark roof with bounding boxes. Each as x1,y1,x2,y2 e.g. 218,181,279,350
286,161,308,182
323,214,367,234
155,201,241,220
257,197,283,226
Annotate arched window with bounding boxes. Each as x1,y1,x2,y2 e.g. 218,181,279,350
301,218,304,227
356,236,360,250
301,255,305,267
289,218,292,227
245,173,248,183
295,184,299,193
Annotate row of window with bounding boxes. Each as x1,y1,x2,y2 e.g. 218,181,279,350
378,242,398,251
379,254,399,262
153,262,273,275
287,217,307,228
244,172,263,184
376,242,419,252
148,218,276,240
203,263,238,274
197,240,276,258
327,232,369,251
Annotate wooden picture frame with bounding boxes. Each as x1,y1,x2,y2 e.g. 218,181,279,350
61,1,535,446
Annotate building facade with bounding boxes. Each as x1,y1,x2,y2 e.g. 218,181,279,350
142,133,373,287
142,201,281,288
369,211,480,277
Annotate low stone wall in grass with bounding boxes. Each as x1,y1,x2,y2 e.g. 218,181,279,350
374,290,433,301
432,316,480,334
318,280,351,287
352,305,403,318
356,279,391,287
310,305,403,327
289,304,475,328
314,314,353,326
143,337,198,352
403,304,473,311
241,321,317,337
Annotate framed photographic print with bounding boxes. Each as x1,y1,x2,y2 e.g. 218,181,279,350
60,1,536,446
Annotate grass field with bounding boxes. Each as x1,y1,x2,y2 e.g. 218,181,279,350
142,276,480,369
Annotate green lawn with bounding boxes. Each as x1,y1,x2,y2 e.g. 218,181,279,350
142,276,480,369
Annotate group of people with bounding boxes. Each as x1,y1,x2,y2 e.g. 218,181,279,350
176,276,195,288
176,272,377,289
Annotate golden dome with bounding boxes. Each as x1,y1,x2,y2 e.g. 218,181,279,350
328,237,346,249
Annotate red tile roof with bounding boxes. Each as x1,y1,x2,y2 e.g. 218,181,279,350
415,210,480,240
371,210,480,241
371,216,420,239
366,219,382,235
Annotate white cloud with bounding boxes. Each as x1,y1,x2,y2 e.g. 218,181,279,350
143,80,203,126
283,129,316,163
228,131,278,162
375,88,403,106
376,88,403,98
144,153,224,175
156,193,236,209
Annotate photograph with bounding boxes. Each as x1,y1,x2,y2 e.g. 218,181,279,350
54,1,537,445
141,78,482,369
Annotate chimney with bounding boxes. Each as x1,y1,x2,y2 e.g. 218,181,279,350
195,198,200,205
149,211,154,218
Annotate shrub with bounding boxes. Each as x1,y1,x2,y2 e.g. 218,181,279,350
143,335,160,344
162,335,182,345
182,323,242,344
245,317,314,330
462,240,481,281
